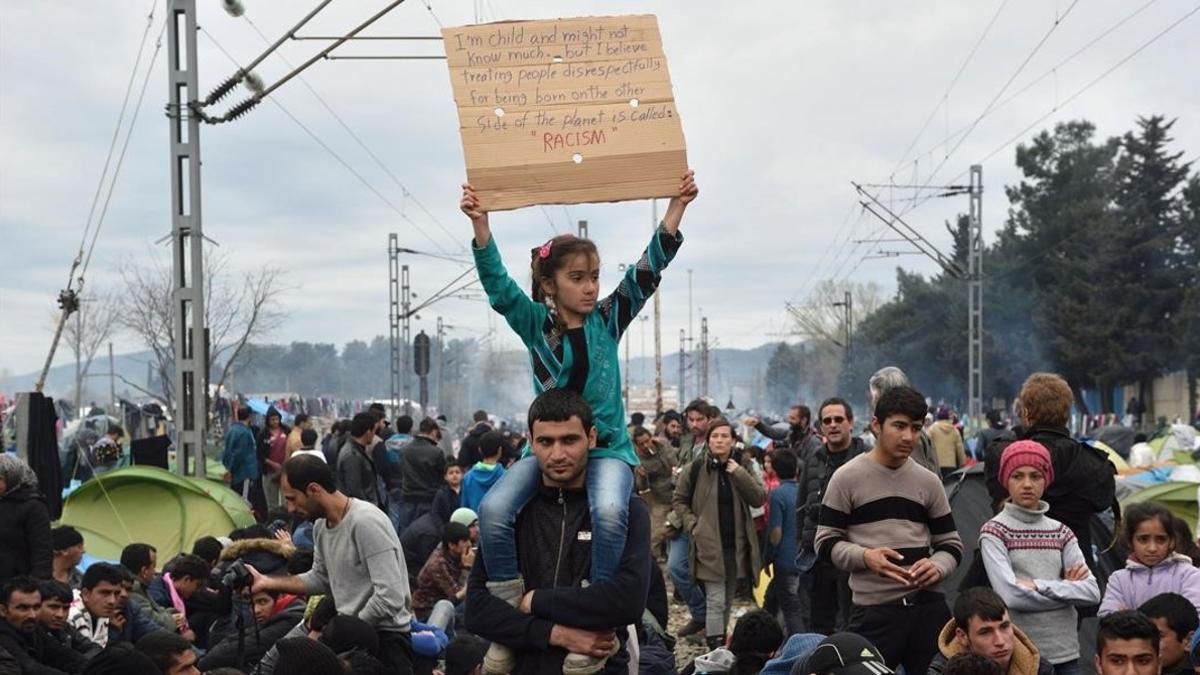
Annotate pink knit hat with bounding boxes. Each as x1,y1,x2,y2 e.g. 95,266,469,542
999,440,1054,488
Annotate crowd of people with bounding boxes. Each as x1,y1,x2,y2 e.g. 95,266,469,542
1,170,1198,675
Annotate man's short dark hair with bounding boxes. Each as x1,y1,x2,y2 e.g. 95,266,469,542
418,417,440,434
446,635,489,675
367,402,387,417
819,397,854,422
39,579,73,604
395,415,414,434
1139,593,1199,641
82,563,125,591
236,406,251,421
284,453,337,493
288,549,314,575
443,522,471,548
120,544,156,575
107,424,125,438
294,414,309,426
167,554,211,582
135,631,193,672
874,385,929,423
771,449,799,480
350,412,376,438
1097,611,1160,656
954,587,1008,633
473,410,489,423
191,536,223,565
631,426,651,440
301,428,319,447
308,596,337,633
790,405,812,423
344,651,388,675
527,389,594,434
480,431,506,459
727,609,783,673
51,525,83,551
943,652,1005,675
0,576,40,605
630,412,645,426
320,615,381,657
684,399,709,416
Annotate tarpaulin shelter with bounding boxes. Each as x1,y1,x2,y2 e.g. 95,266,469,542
58,466,255,561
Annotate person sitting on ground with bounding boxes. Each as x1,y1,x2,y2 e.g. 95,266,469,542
134,631,198,675
726,609,784,675
1100,502,1200,618
107,568,165,646
50,527,85,590
401,506,476,582
0,575,89,674
198,587,305,671
1138,593,1197,675
445,634,488,675
247,454,414,672
460,431,507,514
273,636,346,675
979,440,1100,673
1093,611,1161,675
465,388,651,675
69,563,129,648
928,587,1054,675
146,556,208,644
37,579,100,661
412,522,474,622
79,642,161,675
798,632,897,675
120,544,180,633
942,653,1006,675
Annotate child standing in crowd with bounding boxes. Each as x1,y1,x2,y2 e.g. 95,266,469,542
461,171,698,673
1100,501,1200,618
979,440,1100,675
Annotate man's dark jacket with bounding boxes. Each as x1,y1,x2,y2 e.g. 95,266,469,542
0,621,87,674
466,486,651,675
400,436,448,502
198,596,305,670
797,437,867,549
457,422,492,469
984,425,1116,566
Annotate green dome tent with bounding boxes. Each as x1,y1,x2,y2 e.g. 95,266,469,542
59,466,255,561
1120,481,1199,529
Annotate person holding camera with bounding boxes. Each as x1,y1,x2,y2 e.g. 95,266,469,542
671,418,766,649
247,454,415,674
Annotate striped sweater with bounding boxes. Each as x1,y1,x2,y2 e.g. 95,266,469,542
814,453,962,605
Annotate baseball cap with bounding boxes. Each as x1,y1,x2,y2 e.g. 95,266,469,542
795,633,894,675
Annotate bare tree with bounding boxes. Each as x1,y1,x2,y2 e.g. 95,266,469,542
117,250,286,411
786,280,883,348
58,289,121,416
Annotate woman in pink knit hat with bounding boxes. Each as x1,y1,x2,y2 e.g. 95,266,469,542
978,440,1101,675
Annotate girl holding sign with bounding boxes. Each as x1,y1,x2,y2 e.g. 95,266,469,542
460,170,697,674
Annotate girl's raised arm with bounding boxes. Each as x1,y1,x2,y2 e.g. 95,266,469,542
660,170,698,235
461,183,491,247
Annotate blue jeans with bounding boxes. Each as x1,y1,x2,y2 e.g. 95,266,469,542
1053,660,1079,675
479,455,632,583
386,488,405,533
667,531,706,622
774,570,807,636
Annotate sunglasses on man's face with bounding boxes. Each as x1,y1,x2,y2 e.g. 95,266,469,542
821,416,846,426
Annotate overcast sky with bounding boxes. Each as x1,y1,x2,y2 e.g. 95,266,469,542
2,0,1198,380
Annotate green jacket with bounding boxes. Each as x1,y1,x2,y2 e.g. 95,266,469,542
474,226,683,466
130,578,177,631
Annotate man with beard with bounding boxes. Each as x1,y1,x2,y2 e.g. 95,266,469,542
744,404,823,459
248,454,414,674
0,576,88,673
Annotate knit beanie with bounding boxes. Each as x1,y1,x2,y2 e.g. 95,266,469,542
999,440,1054,488
450,507,478,527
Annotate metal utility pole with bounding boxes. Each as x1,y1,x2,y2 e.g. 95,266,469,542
401,264,412,415
577,220,589,238
853,168,983,420
967,164,984,419
651,201,663,414
108,342,116,414
832,290,853,360
167,0,209,477
436,316,445,414
388,234,401,411
699,317,709,398
678,329,686,403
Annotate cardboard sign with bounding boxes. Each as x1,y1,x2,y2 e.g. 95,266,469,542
442,15,688,212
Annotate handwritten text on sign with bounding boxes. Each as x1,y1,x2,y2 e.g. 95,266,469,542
442,16,687,212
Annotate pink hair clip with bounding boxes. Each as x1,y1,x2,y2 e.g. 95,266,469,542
538,241,552,259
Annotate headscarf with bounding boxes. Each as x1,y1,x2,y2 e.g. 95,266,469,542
0,453,39,495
